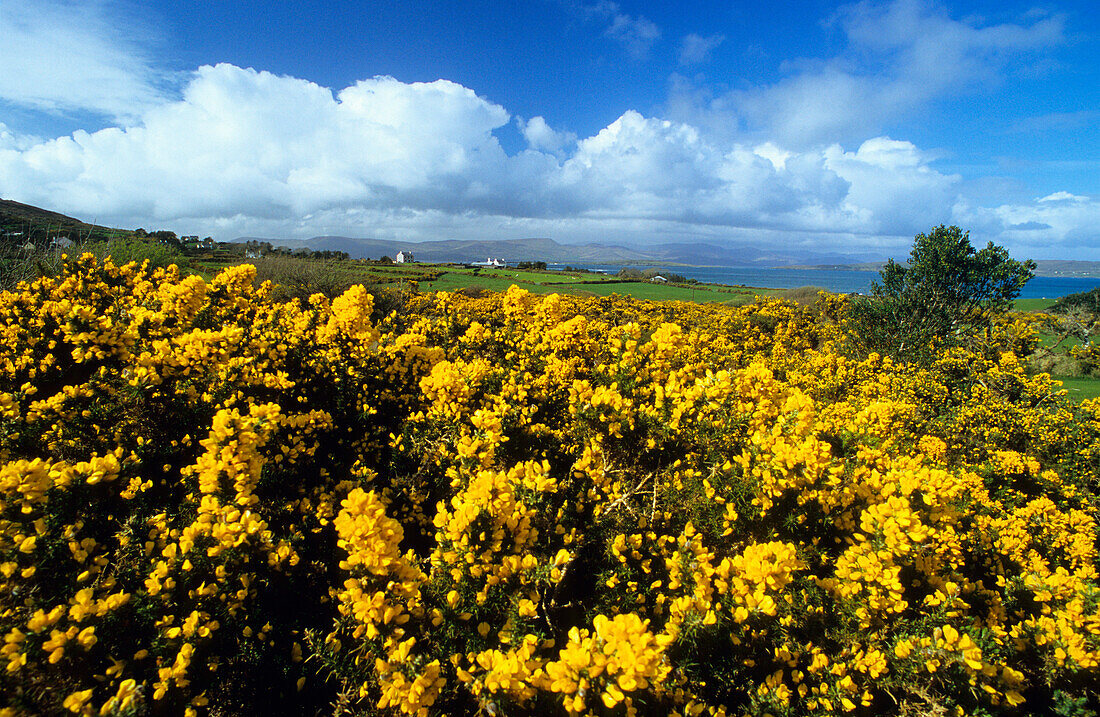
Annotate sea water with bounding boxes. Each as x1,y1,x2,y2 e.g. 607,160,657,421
551,264,1100,300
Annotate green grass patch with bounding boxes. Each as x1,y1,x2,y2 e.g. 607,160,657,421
480,267,586,284
747,287,788,297
569,281,733,303
422,272,557,295
1015,297,1056,312
1037,333,1084,351
1052,375,1100,401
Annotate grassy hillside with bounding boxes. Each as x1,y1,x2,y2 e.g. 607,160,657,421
0,200,224,295
0,199,135,245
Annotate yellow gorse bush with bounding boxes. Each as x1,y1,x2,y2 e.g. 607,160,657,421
1,256,1098,715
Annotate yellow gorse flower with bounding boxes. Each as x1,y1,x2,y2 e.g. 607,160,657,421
1,262,1098,715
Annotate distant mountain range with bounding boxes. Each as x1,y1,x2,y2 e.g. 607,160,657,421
6,197,1096,275
236,234,871,267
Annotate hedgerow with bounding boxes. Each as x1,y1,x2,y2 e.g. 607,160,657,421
1,255,1098,716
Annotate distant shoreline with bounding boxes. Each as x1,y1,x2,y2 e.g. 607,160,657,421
783,260,1100,279
546,263,1100,299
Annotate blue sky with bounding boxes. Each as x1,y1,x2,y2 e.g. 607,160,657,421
1,0,1098,260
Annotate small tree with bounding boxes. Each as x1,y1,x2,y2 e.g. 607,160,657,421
852,225,1035,361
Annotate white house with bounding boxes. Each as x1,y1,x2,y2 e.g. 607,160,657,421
651,275,667,283
395,251,414,263
182,236,214,250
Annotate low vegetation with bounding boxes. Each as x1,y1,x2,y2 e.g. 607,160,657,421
1007,287,1100,400
779,285,828,306
1,200,193,292
2,223,1100,715
615,267,697,284
1,237,190,292
1052,287,1100,315
850,224,1036,363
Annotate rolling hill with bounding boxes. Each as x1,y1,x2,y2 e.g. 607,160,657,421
0,198,133,245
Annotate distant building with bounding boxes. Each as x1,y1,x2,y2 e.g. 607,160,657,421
51,237,73,249
468,257,506,268
183,236,215,250
395,251,414,263
651,275,667,283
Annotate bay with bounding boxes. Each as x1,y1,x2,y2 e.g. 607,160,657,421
550,264,1100,300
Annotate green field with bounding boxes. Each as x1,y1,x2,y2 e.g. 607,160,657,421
420,270,564,295
395,263,761,303
192,256,770,304
558,280,747,303
465,267,591,284
1014,297,1057,312
1052,375,1100,401
1038,332,1084,351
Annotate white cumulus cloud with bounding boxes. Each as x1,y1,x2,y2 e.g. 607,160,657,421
823,137,961,236
958,195,1100,255
0,63,1096,257
0,65,515,222
519,117,577,155
0,123,42,151
1038,191,1088,203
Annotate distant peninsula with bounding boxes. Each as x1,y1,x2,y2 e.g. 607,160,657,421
240,234,871,268
784,260,1100,279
